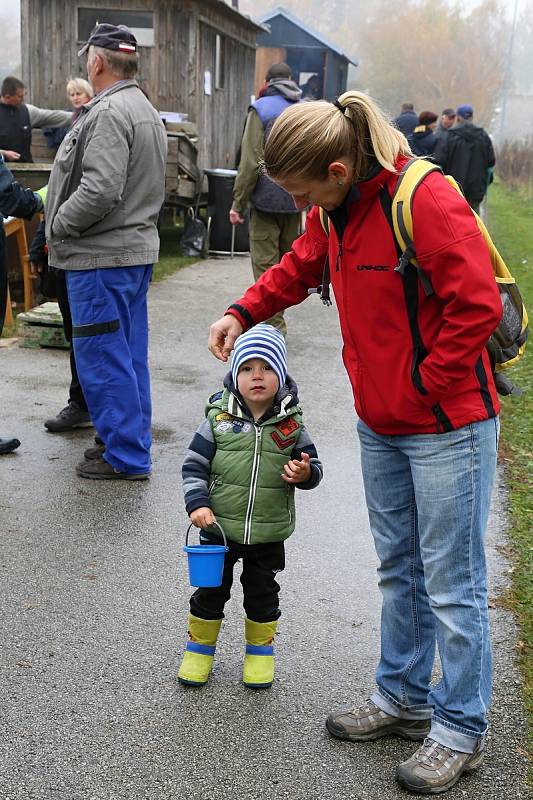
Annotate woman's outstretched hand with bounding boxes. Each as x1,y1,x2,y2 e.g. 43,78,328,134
208,314,243,362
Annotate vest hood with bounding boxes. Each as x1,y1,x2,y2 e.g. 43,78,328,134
265,79,302,103
205,372,300,421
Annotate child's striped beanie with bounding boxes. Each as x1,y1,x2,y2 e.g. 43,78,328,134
231,324,287,390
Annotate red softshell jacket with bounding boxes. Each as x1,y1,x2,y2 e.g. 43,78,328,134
228,156,502,435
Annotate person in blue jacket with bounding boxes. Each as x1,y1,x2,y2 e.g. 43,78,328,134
0,154,44,453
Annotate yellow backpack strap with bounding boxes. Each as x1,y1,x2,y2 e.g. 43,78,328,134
392,158,443,296
319,206,330,236
469,192,528,366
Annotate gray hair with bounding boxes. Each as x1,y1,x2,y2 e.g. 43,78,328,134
89,45,138,79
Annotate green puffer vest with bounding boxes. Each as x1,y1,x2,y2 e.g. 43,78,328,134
207,389,303,545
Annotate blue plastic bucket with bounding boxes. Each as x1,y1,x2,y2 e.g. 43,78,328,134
183,522,229,587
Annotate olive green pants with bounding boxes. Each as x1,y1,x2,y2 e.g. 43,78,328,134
249,209,301,335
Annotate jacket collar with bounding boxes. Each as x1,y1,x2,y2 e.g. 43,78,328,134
83,78,139,111
221,372,299,423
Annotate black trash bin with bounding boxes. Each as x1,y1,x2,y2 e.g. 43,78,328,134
204,168,249,255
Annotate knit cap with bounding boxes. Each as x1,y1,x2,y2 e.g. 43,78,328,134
231,324,287,391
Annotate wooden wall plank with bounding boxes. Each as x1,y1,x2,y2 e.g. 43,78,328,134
23,0,258,176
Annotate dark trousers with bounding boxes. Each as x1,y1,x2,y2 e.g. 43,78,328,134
53,268,87,411
0,227,6,335
190,532,285,624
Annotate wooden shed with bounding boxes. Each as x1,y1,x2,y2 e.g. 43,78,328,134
20,0,264,170
255,7,357,102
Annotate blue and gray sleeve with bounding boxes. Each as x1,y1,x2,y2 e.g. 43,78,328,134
290,425,323,490
0,157,41,219
182,419,216,514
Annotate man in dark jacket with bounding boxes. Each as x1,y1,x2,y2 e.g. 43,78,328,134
229,63,302,335
433,104,495,212
434,107,456,142
0,155,44,453
393,103,418,138
0,76,72,163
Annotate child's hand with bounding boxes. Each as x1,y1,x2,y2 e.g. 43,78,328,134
190,507,217,529
281,451,312,484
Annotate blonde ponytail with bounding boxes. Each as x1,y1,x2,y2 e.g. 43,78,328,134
264,91,412,183
339,90,411,174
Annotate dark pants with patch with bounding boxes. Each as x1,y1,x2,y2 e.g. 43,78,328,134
53,267,87,411
190,531,285,623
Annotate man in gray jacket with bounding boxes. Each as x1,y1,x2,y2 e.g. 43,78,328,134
45,23,167,480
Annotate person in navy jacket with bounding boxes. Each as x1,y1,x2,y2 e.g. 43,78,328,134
0,155,44,453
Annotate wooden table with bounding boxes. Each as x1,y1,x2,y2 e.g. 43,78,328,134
4,216,33,326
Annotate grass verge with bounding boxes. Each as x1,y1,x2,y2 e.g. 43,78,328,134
153,222,199,282
487,179,533,754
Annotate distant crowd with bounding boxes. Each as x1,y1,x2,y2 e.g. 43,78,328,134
392,101,495,213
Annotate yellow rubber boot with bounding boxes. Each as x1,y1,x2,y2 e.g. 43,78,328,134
242,618,278,689
178,614,222,686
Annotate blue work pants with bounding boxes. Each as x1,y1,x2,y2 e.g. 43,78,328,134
66,265,152,474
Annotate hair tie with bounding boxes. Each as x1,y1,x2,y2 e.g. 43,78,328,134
333,99,346,114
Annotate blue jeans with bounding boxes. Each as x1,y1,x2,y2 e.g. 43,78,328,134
66,266,152,474
357,417,499,753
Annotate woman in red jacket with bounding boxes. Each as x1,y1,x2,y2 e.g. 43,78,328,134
208,91,502,795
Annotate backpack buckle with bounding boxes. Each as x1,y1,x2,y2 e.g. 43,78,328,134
308,285,332,306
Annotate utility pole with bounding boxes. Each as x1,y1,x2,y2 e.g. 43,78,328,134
497,0,519,144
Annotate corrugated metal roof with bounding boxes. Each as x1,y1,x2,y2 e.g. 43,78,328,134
256,5,358,66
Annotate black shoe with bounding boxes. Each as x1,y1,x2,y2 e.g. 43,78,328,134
0,437,21,455
44,402,93,433
84,442,106,460
84,435,105,460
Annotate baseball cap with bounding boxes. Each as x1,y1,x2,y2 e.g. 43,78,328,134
456,104,473,118
78,23,138,57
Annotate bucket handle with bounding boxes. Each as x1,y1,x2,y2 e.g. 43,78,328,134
185,520,229,550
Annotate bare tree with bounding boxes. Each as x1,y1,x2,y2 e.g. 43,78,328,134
353,0,507,127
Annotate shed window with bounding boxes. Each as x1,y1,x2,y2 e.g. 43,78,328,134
215,34,225,89
78,8,154,47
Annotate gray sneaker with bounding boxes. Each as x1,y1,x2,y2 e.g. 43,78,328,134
326,699,431,742
45,402,93,432
396,737,484,794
